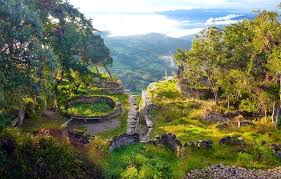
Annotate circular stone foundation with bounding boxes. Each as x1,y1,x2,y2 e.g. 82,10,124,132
64,96,122,122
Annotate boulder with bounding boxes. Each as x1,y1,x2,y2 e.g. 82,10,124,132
197,140,213,149
155,133,182,152
271,144,281,160
202,114,228,123
220,136,245,146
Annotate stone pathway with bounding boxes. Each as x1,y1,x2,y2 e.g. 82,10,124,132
127,95,138,134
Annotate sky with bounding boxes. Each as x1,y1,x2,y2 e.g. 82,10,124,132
69,0,280,38
70,0,280,13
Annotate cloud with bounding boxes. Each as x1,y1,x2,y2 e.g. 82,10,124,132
205,14,241,25
92,13,203,38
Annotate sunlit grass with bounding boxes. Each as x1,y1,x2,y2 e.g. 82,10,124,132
66,102,113,116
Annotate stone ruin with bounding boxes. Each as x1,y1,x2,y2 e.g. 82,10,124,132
64,96,122,123
90,81,124,94
109,133,140,151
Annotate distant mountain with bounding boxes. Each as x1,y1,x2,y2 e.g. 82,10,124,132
158,9,256,22
104,33,191,93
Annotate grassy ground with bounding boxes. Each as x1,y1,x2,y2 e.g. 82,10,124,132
22,114,64,132
66,102,113,116
103,144,179,179
146,79,281,177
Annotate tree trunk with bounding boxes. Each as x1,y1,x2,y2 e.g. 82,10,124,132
95,65,100,75
42,99,47,114
104,65,113,80
275,109,280,129
227,95,230,111
18,103,25,127
272,101,276,123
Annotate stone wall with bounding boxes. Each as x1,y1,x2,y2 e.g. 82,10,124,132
91,81,124,94
138,83,156,142
109,133,140,151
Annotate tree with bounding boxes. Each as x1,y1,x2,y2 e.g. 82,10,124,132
0,0,56,125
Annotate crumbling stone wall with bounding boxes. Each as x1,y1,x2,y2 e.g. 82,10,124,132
109,133,140,151
91,81,124,94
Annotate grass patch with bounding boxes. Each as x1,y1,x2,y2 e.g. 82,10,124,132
103,144,180,179
66,102,113,116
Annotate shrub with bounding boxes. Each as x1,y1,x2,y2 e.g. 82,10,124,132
0,128,104,178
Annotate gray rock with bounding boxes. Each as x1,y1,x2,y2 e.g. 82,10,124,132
155,133,182,152
220,136,245,146
185,164,281,179
197,140,213,149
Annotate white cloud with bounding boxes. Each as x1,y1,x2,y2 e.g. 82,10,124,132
93,13,203,38
205,14,241,25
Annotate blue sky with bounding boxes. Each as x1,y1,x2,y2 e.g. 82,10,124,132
70,0,280,13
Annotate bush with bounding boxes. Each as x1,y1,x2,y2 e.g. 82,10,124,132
0,128,104,178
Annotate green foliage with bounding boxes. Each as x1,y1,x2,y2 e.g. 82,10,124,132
104,144,177,179
66,102,113,116
239,99,259,113
0,128,103,178
175,9,281,116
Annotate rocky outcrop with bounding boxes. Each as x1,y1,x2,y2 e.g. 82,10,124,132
109,133,140,151
185,164,281,179
127,95,139,135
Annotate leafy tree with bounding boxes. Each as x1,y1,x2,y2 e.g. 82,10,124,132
0,0,56,125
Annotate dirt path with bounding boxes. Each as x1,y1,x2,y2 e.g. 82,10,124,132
80,119,121,134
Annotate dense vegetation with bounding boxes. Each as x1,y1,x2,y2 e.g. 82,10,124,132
0,0,112,127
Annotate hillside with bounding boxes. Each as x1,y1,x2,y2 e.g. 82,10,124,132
105,33,191,93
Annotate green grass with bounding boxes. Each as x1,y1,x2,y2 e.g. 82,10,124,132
22,114,64,132
103,144,179,179
147,79,281,174
66,102,113,116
